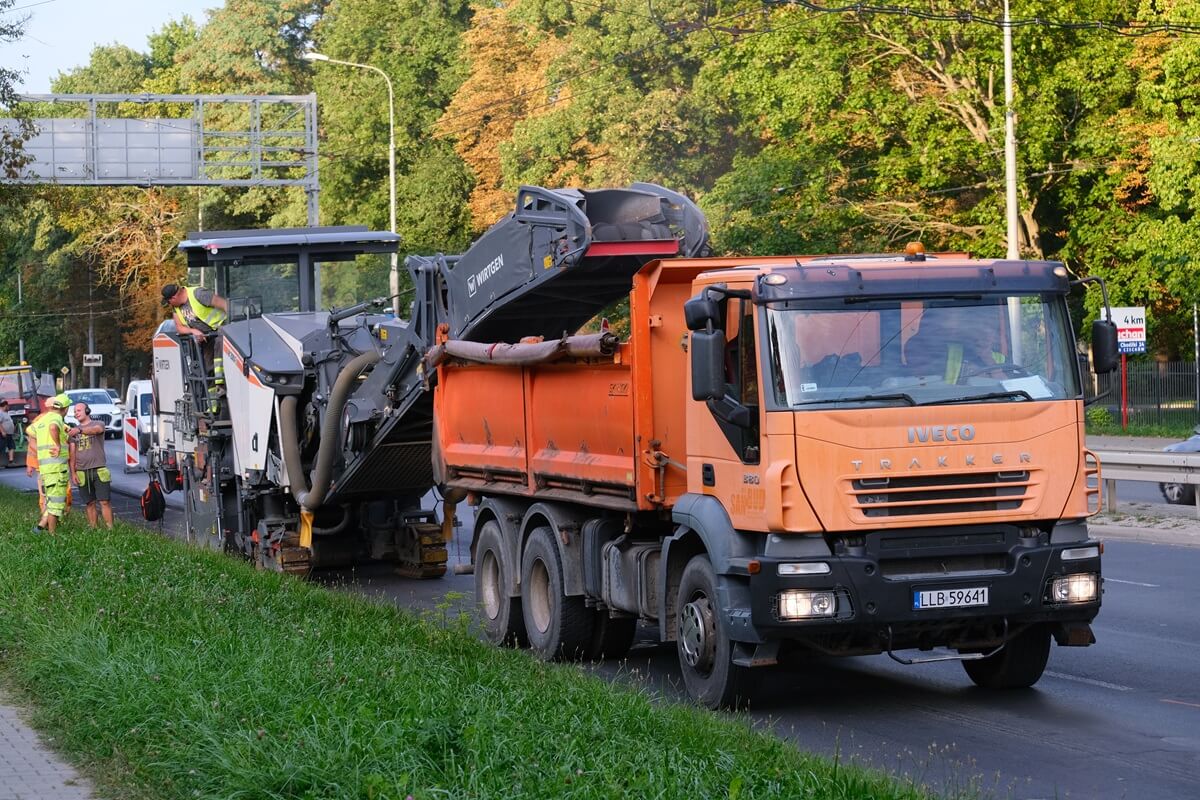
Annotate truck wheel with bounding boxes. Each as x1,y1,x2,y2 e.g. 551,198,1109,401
521,526,593,660
475,521,526,647
962,624,1051,689
676,555,748,709
1160,482,1194,505
587,612,637,660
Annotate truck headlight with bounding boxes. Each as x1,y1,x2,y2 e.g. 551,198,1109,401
778,590,837,620
1050,573,1098,603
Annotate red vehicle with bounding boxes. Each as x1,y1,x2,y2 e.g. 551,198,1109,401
0,365,40,464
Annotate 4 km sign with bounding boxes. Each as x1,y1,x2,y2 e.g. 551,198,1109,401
1106,306,1147,355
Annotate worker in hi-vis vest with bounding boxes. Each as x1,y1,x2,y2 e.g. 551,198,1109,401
161,282,229,411
28,393,72,533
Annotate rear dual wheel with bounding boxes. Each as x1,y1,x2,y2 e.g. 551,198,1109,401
475,521,526,647
521,526,593,660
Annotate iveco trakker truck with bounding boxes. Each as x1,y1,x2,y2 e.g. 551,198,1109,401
433,247,1119,708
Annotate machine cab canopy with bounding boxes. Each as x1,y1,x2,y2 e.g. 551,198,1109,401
178,226,401,314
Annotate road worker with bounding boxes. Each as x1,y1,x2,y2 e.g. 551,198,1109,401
28,393,72,533
68,401,114,529
162,282,229,412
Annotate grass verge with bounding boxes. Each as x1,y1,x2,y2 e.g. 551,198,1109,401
0,486,930,800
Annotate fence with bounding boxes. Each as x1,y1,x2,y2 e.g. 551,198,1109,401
1091,359,1199,428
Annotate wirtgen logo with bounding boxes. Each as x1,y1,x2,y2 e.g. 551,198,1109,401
467,253,504,297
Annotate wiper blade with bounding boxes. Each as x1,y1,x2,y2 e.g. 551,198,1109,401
798,392,916,406
922,390,1034,406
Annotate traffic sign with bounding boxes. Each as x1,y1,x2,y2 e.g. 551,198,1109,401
83,353,103,367
59,366,69,375
1105,306,1147,355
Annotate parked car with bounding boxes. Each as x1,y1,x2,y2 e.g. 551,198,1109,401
1160,426,1200,504
63,388,124,439
105,387,122,408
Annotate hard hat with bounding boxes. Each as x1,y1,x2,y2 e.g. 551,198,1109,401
51,393,71,409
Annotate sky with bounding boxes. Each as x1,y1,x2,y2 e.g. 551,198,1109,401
4,0,215,93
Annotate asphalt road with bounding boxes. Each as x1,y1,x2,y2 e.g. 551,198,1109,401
1,445,1196,798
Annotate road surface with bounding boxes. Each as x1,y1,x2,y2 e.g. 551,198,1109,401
1,444,1196,798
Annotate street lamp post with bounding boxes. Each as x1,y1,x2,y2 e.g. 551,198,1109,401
303,51,400,316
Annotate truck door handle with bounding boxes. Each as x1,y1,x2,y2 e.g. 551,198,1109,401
702,463,715,487
251,433,259,451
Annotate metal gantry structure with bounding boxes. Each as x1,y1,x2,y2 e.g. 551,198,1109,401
2,93,320,224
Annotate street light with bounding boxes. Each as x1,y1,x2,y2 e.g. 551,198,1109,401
303,51,400,316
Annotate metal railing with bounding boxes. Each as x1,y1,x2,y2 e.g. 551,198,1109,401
1092,448,1200,518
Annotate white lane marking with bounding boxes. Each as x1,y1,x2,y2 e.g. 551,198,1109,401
1044,671,1133,691
1106,578,1160,588
1161,698,1200,710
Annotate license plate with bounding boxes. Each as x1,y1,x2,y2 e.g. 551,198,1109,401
913,586,989,610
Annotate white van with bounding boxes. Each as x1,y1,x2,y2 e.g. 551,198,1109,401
124,380,154,455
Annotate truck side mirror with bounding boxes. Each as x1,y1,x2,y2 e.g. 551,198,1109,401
684,294,721,331
691,329,725,401
1091,319,1119,374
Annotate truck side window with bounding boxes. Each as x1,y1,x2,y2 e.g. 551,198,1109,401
710,300,761,463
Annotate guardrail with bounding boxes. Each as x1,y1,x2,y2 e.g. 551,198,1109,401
1092,449,1200,517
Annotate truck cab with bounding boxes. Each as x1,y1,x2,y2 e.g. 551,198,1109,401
674,250,1117,704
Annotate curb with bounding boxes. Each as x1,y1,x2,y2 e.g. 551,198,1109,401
1089,523,1200,548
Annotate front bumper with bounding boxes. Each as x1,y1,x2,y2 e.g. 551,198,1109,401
740,525,1101,653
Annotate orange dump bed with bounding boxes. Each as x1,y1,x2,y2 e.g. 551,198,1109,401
433,259,715,512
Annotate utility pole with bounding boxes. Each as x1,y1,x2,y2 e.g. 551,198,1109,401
87,262,96,387
16,269,25,364
1003,0,1023,365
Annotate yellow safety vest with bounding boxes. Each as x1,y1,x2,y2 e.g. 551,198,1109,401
944,345,1006,384
28,411,69,476
173,286,227,331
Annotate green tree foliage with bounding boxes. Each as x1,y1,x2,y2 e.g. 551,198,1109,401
6,0,1200,363
0,0,33,177
311,0,473,253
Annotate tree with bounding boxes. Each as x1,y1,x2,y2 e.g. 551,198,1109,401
435,0,567,226
311,0,473,253
0,0,33,178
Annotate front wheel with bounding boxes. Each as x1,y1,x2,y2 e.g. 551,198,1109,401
676,555,748,709
962,624,1051,689
1160,482,1195,505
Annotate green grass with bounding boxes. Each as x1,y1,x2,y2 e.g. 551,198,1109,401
1085,421,1195,438
0,487,932,800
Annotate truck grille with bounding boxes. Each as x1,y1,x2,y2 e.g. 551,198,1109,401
850,470,1031,518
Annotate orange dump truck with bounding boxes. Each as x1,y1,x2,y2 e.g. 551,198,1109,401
433,248,1120,708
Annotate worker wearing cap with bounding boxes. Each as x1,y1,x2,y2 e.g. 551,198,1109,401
161,283,228,342
28,393,72,533
162,282,229,412
25,398,72,517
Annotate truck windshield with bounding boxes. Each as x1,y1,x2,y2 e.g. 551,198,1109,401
765,295,1080,409
0,369,32,400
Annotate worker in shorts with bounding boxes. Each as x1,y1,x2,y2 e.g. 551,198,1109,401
26,402,73,517
28,394,71,533
68,401,114,529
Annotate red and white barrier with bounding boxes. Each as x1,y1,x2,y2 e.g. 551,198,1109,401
124,415,140,471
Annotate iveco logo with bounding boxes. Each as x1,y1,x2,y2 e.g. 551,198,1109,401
908,425,975,443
